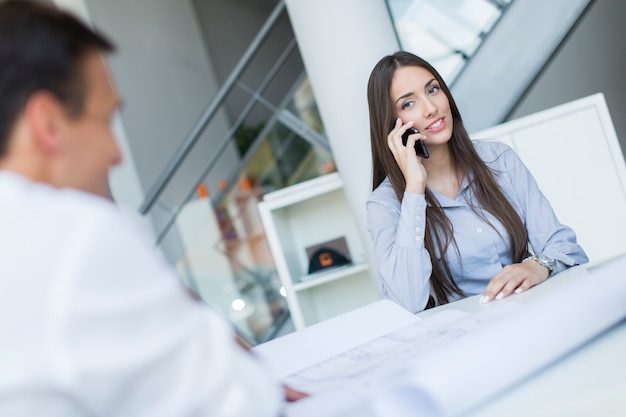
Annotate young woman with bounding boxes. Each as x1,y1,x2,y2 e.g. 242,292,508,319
366,51,588,313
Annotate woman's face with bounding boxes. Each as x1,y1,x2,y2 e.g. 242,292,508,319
389,65,453,146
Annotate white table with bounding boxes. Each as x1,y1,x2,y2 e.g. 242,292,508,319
420,280,626,416
254,254,626,416
462,318,626,417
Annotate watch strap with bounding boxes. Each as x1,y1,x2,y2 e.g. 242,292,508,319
523,254,556,276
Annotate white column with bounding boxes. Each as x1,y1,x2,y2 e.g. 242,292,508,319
284,0,399,273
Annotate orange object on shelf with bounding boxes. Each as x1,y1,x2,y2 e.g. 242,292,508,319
240,177,251,193
196,183,209,199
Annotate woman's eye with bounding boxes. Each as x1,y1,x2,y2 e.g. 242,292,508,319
401,100,415,110
428,85,440,95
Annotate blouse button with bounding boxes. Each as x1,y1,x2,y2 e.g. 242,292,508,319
415,227,421,233
415,236,421,242
477,227,482,233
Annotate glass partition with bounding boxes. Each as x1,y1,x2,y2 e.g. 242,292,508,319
161,122,334,344
133,2,338,344
153,66,335,344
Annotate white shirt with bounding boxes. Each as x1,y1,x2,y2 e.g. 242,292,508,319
0,171,281,417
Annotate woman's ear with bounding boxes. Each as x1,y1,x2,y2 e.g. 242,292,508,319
24,91,66,154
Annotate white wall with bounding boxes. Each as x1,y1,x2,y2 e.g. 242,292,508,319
508,1,626,161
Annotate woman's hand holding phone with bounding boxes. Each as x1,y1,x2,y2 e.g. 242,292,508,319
388,119,427,194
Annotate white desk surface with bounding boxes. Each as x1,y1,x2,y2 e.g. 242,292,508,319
255,254,626,416
254,298,419,380
421,284,626,417
462,318,626,417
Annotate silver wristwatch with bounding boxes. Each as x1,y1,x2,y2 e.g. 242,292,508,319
523,254,556,276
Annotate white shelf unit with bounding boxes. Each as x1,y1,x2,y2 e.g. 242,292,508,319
258,172,378,330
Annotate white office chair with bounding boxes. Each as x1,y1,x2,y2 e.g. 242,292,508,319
471,93,626,262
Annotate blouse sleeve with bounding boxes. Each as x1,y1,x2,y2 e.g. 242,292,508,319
366,184,433,313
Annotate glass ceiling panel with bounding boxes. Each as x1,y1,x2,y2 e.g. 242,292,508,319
387,0,513,83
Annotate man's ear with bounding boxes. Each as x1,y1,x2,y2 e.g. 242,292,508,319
23,91,67,154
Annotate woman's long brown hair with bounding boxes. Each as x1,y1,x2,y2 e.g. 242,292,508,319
367,51,529,308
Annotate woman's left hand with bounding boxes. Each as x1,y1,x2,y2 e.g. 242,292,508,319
479,260,550,303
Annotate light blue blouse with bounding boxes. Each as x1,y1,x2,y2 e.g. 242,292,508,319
366,140,588,313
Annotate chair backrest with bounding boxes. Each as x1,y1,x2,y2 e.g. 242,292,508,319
471,93,626,262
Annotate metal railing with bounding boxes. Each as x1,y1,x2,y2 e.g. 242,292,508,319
138,0,332,247
139,0,287,215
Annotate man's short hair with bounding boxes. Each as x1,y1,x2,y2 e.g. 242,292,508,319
0,0,115,156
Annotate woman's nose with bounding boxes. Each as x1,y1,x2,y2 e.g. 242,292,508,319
423,98,436,117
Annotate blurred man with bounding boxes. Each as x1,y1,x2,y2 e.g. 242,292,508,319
0,1,283,415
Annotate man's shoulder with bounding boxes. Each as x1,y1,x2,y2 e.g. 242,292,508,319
1,171,123,230
48,190,118,227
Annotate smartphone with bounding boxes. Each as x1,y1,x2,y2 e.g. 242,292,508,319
401,127,429,158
